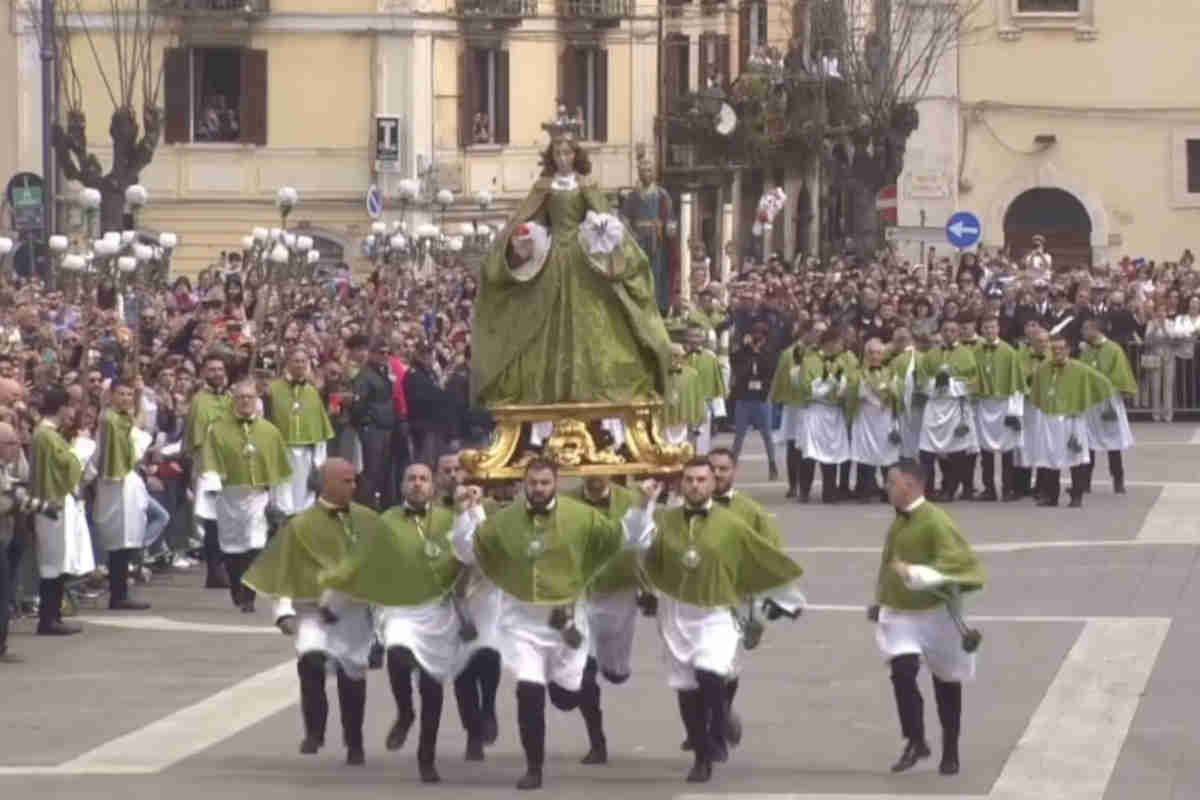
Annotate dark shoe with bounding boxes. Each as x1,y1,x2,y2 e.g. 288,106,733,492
108,599,151,611
299,736,323,754
710,737,729,763
419,763,441,784
891,739,931,772
686,759,713,783
516,768,543,790
0,651,23,664
1002,490,1018,502
580,742,608,765
680,738,693,751
464,737,485,761
959,490,976,502
976,489,998,502
1114,478,1126,494
37,621,81,636
796,491,810,504
240,598,256,613
768,464,779,482
939,755,960,775
205,573,230,589
346,746,365,765
784,486,797,499
1035,497,1058,507
386,709,415,751
724,709,743,747
1068,495,1083,508
481,713,499,745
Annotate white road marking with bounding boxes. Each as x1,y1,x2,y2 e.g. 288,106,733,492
75,615,276,634
1192,428,1200,444
742,479,1200,490
1133,485,1200,542
788,538,1199,554
677,618,1170,800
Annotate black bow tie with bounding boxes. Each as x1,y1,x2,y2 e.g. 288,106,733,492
982,343,997,351
326,505,350,517
713,494,732,506
684,506,710,520
1031,354,1045,361
440,496,455,508
289,379,306,387
527,503,553,517
404,505,427,517
584,495,611,510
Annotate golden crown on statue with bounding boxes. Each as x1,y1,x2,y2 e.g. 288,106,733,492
541,105,585,143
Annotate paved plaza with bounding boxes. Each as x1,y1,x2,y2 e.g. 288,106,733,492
3,422,1200,800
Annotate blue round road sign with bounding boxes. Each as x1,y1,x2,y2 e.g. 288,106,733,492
366,184,383,220
945,211,982,249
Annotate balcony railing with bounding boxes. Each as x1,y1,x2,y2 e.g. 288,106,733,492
559,0,632,18
153,0,269,14
457,0,538,17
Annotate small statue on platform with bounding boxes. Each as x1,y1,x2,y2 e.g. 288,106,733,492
622,146,677,315
471,110,672,408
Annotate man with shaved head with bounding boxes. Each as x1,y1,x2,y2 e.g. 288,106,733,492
244,458,380,766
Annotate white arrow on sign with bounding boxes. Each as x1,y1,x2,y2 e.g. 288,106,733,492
948,220,980,238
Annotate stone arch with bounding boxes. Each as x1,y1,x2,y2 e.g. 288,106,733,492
1004,188,1093,268
984,163,1109,260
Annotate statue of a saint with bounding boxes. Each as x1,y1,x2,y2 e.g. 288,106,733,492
471,114,672,407
1022,233,1053,277
621,154,676,314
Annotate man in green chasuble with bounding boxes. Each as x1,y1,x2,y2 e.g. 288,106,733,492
243,459,374,766
647,458,804,784
470,115,673,407
199,380,293,613
450,458,659,790
1079,319,1136,494
186,355,232,589
266,345,334,516
320,463,461,784
870,460,985,777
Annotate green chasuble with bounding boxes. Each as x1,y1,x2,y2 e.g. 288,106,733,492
471,176,671,406
243,502,378,601
201,416,293,488
646,505,802,608
567,484,641,594
98,409,135,479
686,349,726,402
1029,359,1114,416
320,505,460,606
973,338,1025,398
875,501,986,611
1080,338,1137,396
714,491,782,547
185,389,231,455
798,350,857,406
472,495,627,605
845,365,899,422
1016,347,1048,391
917,345,982,395
664,365,707,427
32,423,82,505
769,343,807,406
267,378,335,446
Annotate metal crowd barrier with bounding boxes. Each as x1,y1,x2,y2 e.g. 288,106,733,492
1122,340,1200,419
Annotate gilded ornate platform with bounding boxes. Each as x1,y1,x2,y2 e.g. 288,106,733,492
459,401,693,481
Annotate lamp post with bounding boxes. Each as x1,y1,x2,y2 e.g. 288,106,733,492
125,184,148,229
79,187,101,241
435,188,454,230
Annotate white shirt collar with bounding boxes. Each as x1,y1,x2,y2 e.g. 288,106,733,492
550,173,578,191
902,496,926,513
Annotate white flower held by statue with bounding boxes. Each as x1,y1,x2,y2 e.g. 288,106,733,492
579,211,624,256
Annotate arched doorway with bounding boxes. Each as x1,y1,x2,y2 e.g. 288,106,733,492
1003,188,1092,270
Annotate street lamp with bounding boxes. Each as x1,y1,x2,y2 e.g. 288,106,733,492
125,184,148,229
79,187,101,239
277,186,299,227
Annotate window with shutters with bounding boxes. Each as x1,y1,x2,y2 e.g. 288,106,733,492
559,46,608,142
1187,140,1200,195
738,0,768,69
162,47,267,145
699,32,730,88
461,47,510,146
1000,0,1094,38
663,33,690,113
1016,0,1079,11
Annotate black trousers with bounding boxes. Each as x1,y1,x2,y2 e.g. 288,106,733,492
1086,450,1125,488
796,457,817,498
980,450,1015,494
389,428,412,511
107,548,137,606
1037,466,1087,504
516,680,580,771
784,440,800,491
676,669,729,764
387,646,443,765
920,450,967,498
37,575,65,630
223,550,259,608
297,651,366,750
578,655,631,749
854,463,883,498
201,519,224,582
356,425,393,510
889,654,961,758
454,648,501,741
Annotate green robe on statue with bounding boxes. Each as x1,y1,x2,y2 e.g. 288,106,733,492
664,366,706,428
320,505,461,607
686,349,726,404
471,175,672,406
471,496,628,605
875,501,985,611
243,502,378,601
646,505,802,608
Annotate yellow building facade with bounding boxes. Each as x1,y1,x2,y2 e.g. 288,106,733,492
959,0,1200,266
51,0,660,274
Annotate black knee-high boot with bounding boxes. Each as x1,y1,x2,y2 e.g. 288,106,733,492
837,460,852,497
107,549,129,606
297,652,328,751
386,646,416,750
889,654,925,744
516,681,546,789
37,576,72,634
1085,450,1097,493
477,648,501,732
1069,465,1087,507
960,453,978,498
797,457,816,501
579,657,607,763
919,451,937,495
932,676,962,772
1109,450,1125,493
336,667,366,762
695,670,729,762
677,688,711,782
980,451,997,494
416,669,444,773
1000,450,1015,498
453,658,484,757
785,441,799,496
820,462,839,503
202,519,228,588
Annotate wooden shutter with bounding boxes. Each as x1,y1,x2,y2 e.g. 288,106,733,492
738,1,751,71
663,36,679,114
163,48,190,144
716,34,730,87
458,48,470,147
239,48,268,146
757,1,768,50
559,45,578,116
494,49,510,145
593,48,608,143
